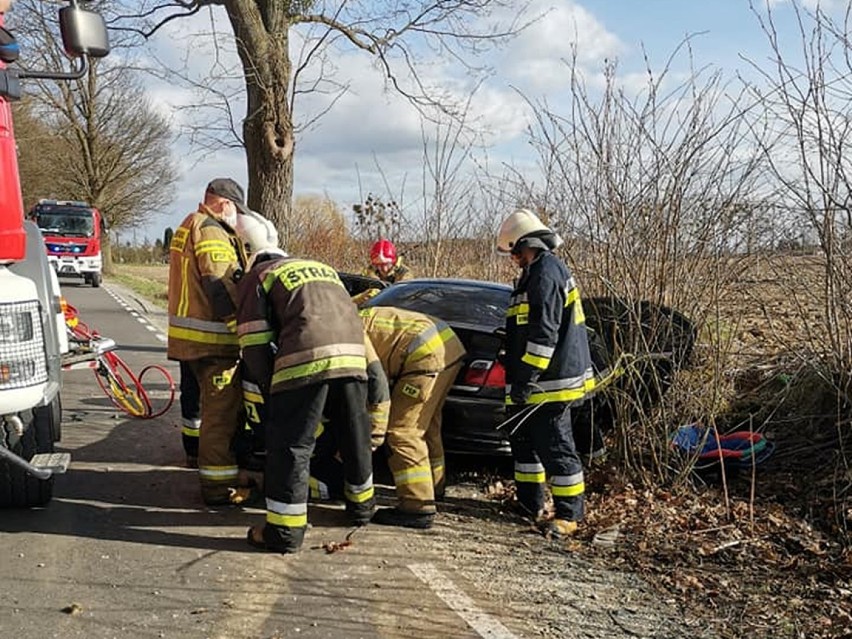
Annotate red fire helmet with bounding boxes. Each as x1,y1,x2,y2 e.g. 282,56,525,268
370,238,397,266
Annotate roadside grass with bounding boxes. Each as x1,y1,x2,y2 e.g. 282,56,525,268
108,264,168,306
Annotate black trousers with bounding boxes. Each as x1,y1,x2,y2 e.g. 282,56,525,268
509,402,585,521
263,378,375,551
179,360,201,456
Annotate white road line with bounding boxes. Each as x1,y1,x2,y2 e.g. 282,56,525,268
408,562,520,639
104,286,168,342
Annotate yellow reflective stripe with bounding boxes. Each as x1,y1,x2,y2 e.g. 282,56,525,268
408,327,455,362
393,465,433,486
267,511,308,528
344,485,375,503
272,355,366,384
565,288,580,306
226,318,237,332
551,481,585,497
196,239,235,253
430,457,444,472
521,352,551,369
505,378,596,405
239,331,275,347
515,471,546,484
182,426,200,437
243,389,264,403
507,302,530,317
178,256,190,316
168,325,239,345
369,406,389,422
199,465,239,482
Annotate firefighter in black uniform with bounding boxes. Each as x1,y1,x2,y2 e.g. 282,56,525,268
497,209,596,539
235,213,376,554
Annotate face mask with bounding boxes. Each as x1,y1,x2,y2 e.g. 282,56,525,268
223,208,238,229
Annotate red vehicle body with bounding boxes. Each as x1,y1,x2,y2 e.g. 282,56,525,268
29,199,105,287
0,54,24,263
0,2,110,507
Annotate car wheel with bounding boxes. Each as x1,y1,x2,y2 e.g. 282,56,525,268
0,408,56,508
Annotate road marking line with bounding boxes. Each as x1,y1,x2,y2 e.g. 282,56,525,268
408,562,520,639
104,285,168,342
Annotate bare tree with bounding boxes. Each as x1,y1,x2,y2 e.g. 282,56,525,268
110,1,531,242
12,97,65,206
8,0,178,234
508,43,773,482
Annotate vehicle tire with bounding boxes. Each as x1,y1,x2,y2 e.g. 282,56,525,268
0,407,56,508
42,394,62,442
90,272,102,288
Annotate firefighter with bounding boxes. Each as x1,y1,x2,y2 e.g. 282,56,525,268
167,178,252,506
352,239,414,306
497,208,596,539
235,214,376,554
360,306,466,529
367,238,413,284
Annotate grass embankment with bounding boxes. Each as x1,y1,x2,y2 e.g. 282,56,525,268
108,264,169,306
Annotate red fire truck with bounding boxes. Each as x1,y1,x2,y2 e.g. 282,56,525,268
30,199,105,287
0,1,109,507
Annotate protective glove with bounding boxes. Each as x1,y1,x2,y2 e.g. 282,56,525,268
510,382,534,405
510,363,541,405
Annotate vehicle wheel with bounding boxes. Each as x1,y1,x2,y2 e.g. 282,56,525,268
40,394,62,442
0,408,55,508
91,272,102,288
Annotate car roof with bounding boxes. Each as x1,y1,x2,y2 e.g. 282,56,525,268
387,277,512,292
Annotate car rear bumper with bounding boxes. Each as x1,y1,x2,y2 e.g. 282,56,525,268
442,394,511,456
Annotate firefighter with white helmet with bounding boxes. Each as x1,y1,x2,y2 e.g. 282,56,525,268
234,212,375,553
497,208,595,539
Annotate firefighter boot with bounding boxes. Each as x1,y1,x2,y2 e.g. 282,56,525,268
246,525,302,554
539,518,578,540
345,499,376,527
371,507,435,529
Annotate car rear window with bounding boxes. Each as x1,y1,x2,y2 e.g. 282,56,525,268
366,282,510,328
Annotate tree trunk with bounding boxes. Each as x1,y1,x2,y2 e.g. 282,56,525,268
227,2,295,246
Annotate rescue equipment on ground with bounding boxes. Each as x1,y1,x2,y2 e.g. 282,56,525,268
671,423,776,472
63,302,175,419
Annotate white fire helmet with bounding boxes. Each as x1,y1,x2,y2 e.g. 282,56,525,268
236,210,285,267
496,208,554,255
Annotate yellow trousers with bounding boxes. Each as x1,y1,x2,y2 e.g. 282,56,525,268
386,363,460,513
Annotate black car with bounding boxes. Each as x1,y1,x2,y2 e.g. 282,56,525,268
360,278,696,457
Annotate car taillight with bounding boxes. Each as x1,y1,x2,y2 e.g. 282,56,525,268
462,359,506,388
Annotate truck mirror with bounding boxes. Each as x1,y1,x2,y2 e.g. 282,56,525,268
59,6,110,59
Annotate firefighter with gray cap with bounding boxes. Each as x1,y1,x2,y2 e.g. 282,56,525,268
497,208,596,539
167,177,255,506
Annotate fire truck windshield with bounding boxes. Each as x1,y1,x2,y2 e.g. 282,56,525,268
34,209,94,238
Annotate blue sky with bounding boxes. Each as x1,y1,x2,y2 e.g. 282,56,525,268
138,0,835,241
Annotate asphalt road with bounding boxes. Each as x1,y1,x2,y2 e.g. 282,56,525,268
0,278,522,639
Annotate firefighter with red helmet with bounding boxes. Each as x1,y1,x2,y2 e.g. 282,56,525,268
351,238,414,306
367,238,412,284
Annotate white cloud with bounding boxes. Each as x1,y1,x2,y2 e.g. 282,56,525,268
499,1,624,91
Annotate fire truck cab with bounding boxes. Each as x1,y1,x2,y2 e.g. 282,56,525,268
29,199,105,287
